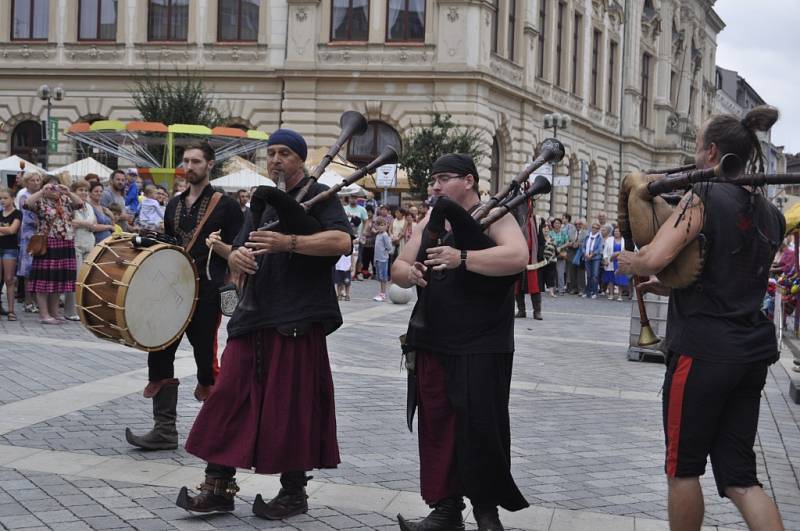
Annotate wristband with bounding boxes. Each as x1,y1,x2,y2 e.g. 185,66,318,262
460,249,468,270
289,234,298,254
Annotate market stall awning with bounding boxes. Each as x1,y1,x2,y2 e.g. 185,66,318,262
51,157,113,181
212,169,275,192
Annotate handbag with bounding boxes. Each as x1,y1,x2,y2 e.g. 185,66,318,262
28,234,47,256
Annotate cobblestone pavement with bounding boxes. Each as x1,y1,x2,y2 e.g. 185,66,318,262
1,279,799,530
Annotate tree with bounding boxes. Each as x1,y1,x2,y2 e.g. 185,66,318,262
130,67,226,127
400,113,484,197
129,67,228,168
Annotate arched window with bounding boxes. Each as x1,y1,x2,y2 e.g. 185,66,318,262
347,121,401,166
489,135,501,194
11,121,47,168
331,0,369,41
75,115,119,170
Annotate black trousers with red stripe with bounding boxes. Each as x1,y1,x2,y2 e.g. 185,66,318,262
662,353,769,497
148,296,222,386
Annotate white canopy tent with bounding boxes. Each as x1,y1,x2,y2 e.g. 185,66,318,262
318,169,368,196
212,169,275,192
51,157,113,181
0,155,49,187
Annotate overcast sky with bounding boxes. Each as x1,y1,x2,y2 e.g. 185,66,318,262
714,2,800,154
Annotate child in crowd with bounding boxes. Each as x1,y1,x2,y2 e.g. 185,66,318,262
137,185,165,231
0,188,22,320
350,216,361,281
372,217,394,302
107,203,124,234
334,250,352,302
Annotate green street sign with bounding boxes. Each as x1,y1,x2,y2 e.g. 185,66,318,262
47,118,58,152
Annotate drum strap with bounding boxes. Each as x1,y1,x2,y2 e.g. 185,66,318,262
185,192,223,254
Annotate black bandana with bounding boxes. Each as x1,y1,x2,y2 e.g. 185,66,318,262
431,153,479,180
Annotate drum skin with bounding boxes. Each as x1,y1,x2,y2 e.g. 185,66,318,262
76,234,199,352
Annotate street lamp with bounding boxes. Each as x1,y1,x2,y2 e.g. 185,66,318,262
37,84,65,170
543,112,570,216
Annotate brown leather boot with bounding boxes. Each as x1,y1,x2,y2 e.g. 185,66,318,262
125,381,179,451
251,471,310,520
397,496,466,531
176,476,238,513
473,504,505,531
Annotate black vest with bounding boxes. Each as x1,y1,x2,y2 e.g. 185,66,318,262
666,183,785,363
404,229,515,355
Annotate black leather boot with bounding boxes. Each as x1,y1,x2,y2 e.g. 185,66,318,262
531,293,543,320
125,380,179,450
252,471,311,520
397,496,466,531
175,476,238,513
514,294,526,318
473,504,505,531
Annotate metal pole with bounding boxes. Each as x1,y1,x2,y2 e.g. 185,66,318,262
44,99,51,170
549,123,558,217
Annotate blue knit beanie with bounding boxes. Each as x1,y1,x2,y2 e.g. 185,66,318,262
267,128,307,161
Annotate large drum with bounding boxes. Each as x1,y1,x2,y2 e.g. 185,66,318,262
77,234,199,351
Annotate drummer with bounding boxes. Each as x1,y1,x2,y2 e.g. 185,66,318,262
125,143,243,451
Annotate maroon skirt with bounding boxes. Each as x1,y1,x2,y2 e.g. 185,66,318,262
185,326,340,474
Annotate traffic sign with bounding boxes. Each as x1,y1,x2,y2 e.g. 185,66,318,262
376,164,397,188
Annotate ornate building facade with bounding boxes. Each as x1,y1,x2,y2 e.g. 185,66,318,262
0,0,724,219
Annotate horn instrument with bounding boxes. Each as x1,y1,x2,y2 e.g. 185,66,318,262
645,163,695,175
408,175,552,335
471,138,565,221
236,111,368,312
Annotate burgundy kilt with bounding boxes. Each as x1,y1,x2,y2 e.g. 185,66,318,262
185,325,340,474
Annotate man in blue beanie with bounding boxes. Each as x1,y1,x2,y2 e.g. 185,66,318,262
177,128,353,521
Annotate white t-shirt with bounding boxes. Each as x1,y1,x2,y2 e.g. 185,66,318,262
335,254,352,271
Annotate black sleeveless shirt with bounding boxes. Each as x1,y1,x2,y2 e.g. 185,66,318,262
404,228,516,355
665,183,785,363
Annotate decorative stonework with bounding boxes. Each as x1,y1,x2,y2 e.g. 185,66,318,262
318,45,434,66
488,57,523,84
447,7,459,23
135,45,195,62
65,44,124,62
295,7,308,22
641,10,663,42
0,43,56,61
205,44,266,63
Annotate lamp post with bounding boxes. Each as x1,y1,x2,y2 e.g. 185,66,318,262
37,84,65,170
543,112,570,217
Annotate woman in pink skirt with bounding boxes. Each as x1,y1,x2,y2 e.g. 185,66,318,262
24,177,83,324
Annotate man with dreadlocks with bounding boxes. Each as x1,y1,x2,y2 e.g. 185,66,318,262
618,106,785,531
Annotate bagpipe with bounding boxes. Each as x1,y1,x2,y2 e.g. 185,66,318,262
237,111,398,312
619,152,800,347
407,138,564,335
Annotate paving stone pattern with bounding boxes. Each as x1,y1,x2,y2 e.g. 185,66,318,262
1,281,800,529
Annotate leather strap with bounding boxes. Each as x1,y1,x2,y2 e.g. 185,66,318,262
185,192,222,254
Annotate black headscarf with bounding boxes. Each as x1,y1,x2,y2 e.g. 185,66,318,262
431,153,479,180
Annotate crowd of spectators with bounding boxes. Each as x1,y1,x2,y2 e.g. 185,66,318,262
0,168,184,322
536,212,631,301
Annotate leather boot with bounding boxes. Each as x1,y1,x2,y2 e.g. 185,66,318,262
397,496,466,531
176,476,238,513
473,505,505,531
531,293,543,320
125,380,179,450
252,471,311,520
514,294,526,318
